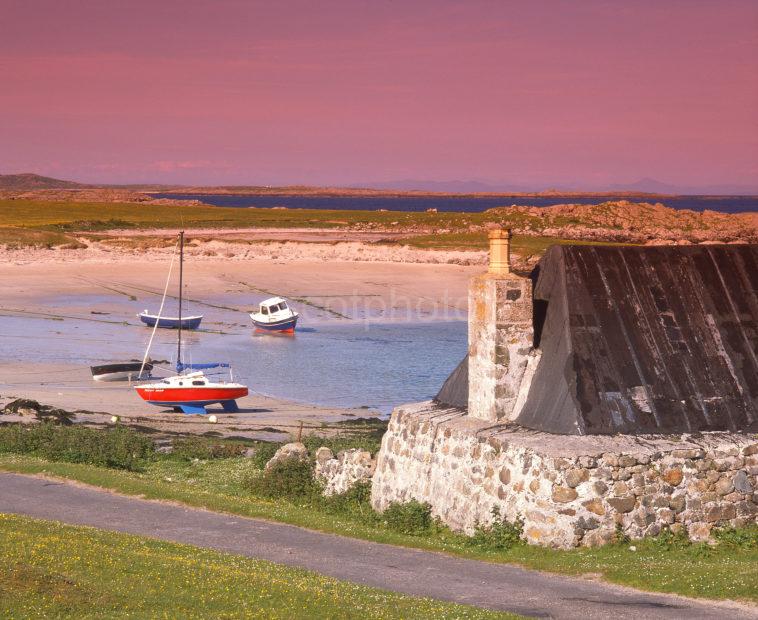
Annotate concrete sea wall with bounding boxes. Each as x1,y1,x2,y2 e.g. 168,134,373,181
371,401,757,548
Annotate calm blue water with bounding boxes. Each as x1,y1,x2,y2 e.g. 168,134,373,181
150,193,757,214
0,313,467,413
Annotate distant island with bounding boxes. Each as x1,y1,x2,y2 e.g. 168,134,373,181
2,172,756,199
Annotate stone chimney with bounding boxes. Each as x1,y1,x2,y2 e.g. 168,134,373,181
468,228,535,422
487,228,511,274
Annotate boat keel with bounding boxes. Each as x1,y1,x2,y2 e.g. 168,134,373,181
176,404,210,414
167,399,241,415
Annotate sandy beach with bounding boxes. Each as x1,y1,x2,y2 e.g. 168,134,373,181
0,245,475,439
0,362,381,442
0,229,488,267
0,245,477,320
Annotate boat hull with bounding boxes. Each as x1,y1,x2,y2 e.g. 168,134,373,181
135,384,248,414
251,315,298,333
91,362,153,382
139,313,203,330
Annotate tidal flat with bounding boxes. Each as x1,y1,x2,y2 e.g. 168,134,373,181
0,255,471,439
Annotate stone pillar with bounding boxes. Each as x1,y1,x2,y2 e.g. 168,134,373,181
468,229,534,422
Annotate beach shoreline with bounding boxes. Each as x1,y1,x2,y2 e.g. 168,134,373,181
0,362,383,443
0,252,474,435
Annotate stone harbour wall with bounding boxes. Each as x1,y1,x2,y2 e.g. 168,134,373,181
371,401,757,548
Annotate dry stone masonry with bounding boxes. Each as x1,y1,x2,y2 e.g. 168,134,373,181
314,447,376,496
371,233,758,547
371,402,757,548
263,442,376,497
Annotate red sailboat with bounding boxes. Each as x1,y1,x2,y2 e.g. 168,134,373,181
134,231,248,414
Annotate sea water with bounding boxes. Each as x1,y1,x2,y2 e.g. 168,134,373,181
0,311,467,414
150,193,757,213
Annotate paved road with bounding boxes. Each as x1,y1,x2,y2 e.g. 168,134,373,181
0,473,754,619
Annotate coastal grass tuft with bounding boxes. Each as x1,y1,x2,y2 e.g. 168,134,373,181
169,436,248,461
301,427,387,457
0,513,513,619
0,423,153,471
244,458,320,501
0,226,85,249
381,500,435,536
468,508,525,551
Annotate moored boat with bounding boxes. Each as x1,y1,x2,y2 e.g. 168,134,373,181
138,311,203,330
135,231,249,414
250,297,299,333
91,361,153,382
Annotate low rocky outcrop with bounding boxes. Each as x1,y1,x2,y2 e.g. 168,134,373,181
0,188,205,206
481,201,758,245
2,398,74,425
264,442,309,472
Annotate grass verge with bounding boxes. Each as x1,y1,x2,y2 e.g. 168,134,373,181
0,513,515,619
1,453,755,603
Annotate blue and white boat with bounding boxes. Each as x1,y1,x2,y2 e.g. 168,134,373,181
250,297,299,333
139,310,203,330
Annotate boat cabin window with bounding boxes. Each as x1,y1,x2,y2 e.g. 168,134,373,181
261,306,269,315
192,380,205,386
279,302,288,311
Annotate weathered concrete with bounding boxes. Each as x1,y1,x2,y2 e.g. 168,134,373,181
372,401,758,548
1,473,753,619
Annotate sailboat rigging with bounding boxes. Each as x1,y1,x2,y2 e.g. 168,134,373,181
135,231,248,414
137,234,203,330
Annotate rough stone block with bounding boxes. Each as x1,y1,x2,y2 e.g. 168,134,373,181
551,485,578,503
607,497,637,514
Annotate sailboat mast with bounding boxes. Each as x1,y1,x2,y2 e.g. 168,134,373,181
177,230,184,368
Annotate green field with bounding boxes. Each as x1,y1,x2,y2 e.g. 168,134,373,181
0,513,515,619
0,198,496,230
0,198,634,255
1,453,755,603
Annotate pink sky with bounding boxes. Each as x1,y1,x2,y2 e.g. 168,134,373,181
1,0,757,189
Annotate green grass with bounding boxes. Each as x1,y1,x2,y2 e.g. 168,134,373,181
0,199,642,259
0,199,488,231
0,514,514,619
0,226,85,249
1,454,756,603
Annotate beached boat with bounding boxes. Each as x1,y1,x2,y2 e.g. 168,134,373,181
91,361,153,382
250,297,299,333
138,311,203,330
135,231,248,414
135,368,248,414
